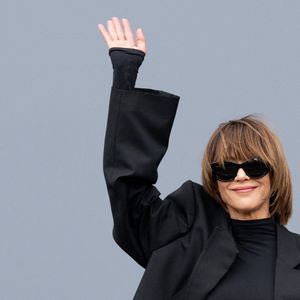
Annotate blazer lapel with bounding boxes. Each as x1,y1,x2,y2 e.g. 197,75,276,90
184,218,300,300
274,223,300,300
185,225,239,300
185,220,300,300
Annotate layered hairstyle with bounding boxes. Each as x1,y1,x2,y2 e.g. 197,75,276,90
202,114,292,225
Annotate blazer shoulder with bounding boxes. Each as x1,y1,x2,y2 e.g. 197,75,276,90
187,180,223,210
156,180,215,238
286,226,300,241
183,180,229,229
280,223,300,238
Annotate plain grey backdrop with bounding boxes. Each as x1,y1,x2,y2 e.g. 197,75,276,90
1,0,300,299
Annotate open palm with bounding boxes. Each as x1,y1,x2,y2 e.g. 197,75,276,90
97,17,147,54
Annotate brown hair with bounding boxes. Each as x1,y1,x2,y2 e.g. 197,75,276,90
202,114,292,225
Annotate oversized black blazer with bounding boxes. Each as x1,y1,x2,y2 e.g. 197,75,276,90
103,86,300,300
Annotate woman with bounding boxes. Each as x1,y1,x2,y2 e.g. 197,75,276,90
98,17,300,300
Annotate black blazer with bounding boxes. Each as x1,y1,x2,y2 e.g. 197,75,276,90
103,86,300,300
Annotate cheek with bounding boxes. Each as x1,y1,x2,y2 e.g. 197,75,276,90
217,183,230,200
259,176,271,195
262,182,271,197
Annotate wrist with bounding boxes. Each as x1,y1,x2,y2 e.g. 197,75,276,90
109,48,145,70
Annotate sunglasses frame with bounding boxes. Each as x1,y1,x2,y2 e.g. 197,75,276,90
210,158,271,182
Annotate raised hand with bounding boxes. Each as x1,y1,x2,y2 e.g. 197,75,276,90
97,17,147,54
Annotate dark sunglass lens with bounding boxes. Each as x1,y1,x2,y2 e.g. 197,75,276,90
214,163,238,181
243,161,269,178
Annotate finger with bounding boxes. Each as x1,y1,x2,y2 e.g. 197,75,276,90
112,17,125,40
107,20,118,40
136,28,147,53
122,18,134,42
97,24,112,46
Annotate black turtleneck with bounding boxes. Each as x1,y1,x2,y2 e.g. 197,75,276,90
206,217,277,300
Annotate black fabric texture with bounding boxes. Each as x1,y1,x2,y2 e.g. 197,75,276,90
103,85,300,300
109,47,145,90
207,217,277,300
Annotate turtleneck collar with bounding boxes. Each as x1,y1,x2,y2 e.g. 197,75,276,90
229,216,276,249
230,216,275,226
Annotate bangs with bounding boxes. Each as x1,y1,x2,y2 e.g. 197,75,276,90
211,119,273,167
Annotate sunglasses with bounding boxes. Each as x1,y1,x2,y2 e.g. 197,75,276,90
210,158,271,182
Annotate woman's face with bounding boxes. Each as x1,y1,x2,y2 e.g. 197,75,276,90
217,161,272,220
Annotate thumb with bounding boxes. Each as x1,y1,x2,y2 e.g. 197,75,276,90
136,28,147,54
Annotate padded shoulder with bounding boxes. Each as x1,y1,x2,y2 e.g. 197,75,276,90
187,180,230,229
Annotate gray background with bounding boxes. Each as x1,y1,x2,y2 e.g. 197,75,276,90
1,0,300,299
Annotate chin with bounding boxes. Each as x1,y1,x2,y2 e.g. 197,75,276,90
225,197,270,218
231,205,260,214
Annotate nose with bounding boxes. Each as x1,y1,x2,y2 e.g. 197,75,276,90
234,168,250,181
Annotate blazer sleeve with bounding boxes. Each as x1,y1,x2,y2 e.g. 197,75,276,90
103,86,195,268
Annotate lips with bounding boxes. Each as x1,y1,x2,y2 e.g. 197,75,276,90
232,186,257,192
